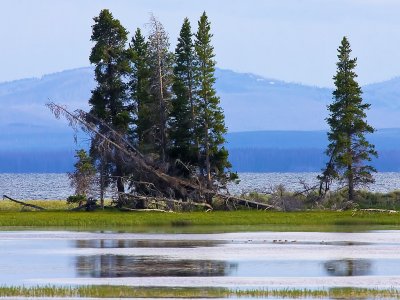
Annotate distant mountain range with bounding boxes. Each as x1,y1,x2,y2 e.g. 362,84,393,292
1,67,400,172
2,66,400,132
226,129,400,172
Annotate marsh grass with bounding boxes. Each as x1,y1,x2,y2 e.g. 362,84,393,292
1,285,400,299
0,209,399,231
0,199,113,211
242,287,400,298
243,189,400,211
0,286,226,298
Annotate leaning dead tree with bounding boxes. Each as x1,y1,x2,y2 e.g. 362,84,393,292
3,195,45,211
47,102,276,210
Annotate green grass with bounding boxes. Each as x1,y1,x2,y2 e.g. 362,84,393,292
1,285,400,299
0,209,400,232
0,199,114,211
0,199,69,211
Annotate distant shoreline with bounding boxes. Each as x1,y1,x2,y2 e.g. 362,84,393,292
1,172,400,201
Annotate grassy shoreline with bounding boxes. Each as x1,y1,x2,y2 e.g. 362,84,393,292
0,209,400,231
0,285,400,299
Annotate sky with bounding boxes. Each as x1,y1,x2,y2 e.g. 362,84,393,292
1,0,400,87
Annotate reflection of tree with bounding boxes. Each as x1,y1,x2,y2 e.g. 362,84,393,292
73,240,235,278
75,255,237,277
73,239,221,249
324,259,371,276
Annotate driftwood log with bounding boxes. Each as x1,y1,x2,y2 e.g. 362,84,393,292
121,194,214,211
119,192,277,211
118,192,276,211
356,208,398,214
3,195,45,211
119,208,171,212
217,195,276,210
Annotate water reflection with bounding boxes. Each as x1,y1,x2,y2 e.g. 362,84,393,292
75,255,237,277
74,239,222,249
6,231,400,288
74,239,235,277
324,259,372,276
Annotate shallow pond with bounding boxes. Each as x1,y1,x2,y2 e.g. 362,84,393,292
2,231,400,289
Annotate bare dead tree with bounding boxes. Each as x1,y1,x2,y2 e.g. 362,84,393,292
147,14,173,163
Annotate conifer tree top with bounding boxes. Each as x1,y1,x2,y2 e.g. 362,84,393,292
90,9,128,64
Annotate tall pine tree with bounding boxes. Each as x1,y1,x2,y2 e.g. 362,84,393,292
323,36,377,201
169,18,197,166
88,9,131,203
128,28,154,154
194,12,232,191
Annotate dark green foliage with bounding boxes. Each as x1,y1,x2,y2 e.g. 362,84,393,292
81,10,235,204
88,9,131,198
89,9,130,130
128,28,154,154
323,37,377,201
169,18,197,165
194,12,233,188
355,190,400,210
68,149,96,199
67,194,87,205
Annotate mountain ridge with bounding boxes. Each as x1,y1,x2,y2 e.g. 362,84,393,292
1,67,400,172
1,66,400,130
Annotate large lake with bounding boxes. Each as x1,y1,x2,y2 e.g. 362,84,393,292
0,172,400,200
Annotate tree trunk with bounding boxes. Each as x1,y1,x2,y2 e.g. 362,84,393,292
158,72,166,163
348,165,354,201
157,33,167,163
204,121,212,206
100,159,105,209
188,70,200,166
116,174,125,197
347,134,354,202
205,122,211,187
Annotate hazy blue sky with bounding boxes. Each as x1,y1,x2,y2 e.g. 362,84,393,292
2,0,400,87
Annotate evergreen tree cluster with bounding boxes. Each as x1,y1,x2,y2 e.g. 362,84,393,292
88,10,236,203
82,9,376,204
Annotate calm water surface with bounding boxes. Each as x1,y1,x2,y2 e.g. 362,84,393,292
2,231,400,289
1,172,400,199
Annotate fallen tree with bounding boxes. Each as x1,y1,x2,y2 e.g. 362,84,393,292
47,102,277,211
355,208,398,214
3,195,45,211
